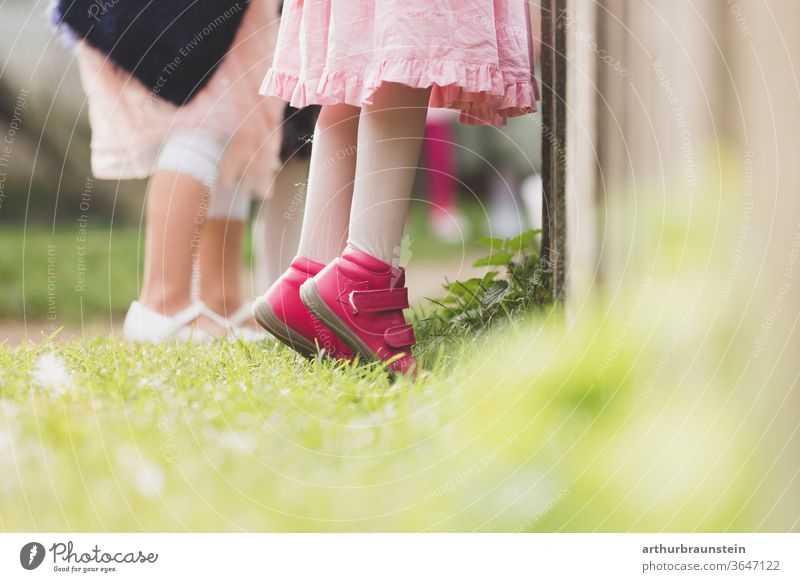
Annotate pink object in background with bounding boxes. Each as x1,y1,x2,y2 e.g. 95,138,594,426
425,117,458,215
423,109,470,242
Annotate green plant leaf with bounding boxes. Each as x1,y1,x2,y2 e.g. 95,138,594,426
459,278,485,295
480,271,499,284
473,252,513,267
482,280,510,308
435,294,461,305
478,237,505,251
418,228,551,336
507,229,541,252
444,277,483,297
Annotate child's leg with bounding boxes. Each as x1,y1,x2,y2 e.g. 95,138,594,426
296,103,360,264
142,131,244,335
254,158,309,288
139,171,207,316
292,84,430,372
348,82,431,266
252,111,357,358
198,174,252,319
197,219,247,317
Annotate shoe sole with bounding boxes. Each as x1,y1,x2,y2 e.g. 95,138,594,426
253,297,318,359
299,279,377,364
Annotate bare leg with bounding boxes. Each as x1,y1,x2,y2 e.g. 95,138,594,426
198,218,247,318
139,171,207,316
348,83,431,265
254,158,309,289
296,103,360,264
138,170,230,336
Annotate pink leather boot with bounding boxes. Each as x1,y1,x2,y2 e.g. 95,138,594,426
254,257,352,360
299,247,417,374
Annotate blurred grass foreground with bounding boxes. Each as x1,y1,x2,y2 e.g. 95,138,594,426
1,158,795,532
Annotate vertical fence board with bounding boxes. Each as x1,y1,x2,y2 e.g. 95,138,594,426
539,0,568,302
539,0,554,270
552,0,568,299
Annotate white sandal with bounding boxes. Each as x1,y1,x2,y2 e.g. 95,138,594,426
197,301,273,342
122,301,214,343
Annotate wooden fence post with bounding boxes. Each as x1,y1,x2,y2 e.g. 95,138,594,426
539,0,568,302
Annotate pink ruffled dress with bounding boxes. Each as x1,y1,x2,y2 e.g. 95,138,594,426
76,0,286,197
261,0,538,125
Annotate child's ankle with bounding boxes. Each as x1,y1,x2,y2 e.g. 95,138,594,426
199,295,243,316
138,293,192,317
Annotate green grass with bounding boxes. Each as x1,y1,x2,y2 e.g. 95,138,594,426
0,225,143,322
0,287,774,531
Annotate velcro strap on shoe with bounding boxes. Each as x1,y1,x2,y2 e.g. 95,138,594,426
384,325,416,348
349,288,409,313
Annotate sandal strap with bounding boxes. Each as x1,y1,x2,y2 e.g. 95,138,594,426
197,301,254,328
349,288,409,313
164,303,213,343
169,302,204,333
384,324,416,348
227,302,255,327
196,301,230,328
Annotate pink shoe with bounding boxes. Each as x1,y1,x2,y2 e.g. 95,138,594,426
299,247,417,374
253,257,352,360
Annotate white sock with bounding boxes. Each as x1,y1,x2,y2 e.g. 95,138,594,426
296,104,360,264
347,83,431,266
